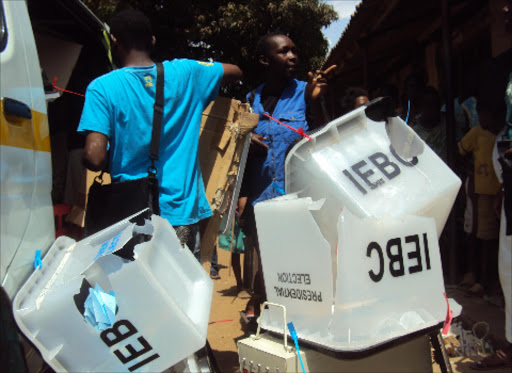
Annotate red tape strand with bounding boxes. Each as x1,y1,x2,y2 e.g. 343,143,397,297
208,319,233,325
262,113,312,141
52,77,85,97
442,292,453,335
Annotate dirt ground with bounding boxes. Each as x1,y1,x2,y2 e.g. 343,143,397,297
203,248,250,373
203,249,511,373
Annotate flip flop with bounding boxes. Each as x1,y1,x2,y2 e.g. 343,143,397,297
239,310,257,325
471,350,511,370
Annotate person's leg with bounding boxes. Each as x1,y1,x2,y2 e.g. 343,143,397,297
242,235,255,291
187,223,201,263
482,239,499,296
463,190,481,289
460,233,478,288
469,194,499,295
210,246,220,279
242,211,266,321
245,228,266,317
232,252,242,289
468,238,486,296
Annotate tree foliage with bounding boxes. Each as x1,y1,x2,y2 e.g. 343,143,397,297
83,0,338,98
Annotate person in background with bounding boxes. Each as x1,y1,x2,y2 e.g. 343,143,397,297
458,97,505,301
400,72,425,126
240,32,336,323
380,83,401,116
78,9,242,260
411,86,447,162
339,86,369,115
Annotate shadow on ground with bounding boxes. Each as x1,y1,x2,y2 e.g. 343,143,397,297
212,350,241,373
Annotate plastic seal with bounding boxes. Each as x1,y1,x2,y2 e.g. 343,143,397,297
287,322,305,373
34,250,42,270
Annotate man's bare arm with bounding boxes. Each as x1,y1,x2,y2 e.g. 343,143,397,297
83,132,109,171
221,63,243,85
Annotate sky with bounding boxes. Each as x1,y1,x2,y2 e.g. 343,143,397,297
321,0,362,52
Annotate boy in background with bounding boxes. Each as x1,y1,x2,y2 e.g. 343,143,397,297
458,98,505,298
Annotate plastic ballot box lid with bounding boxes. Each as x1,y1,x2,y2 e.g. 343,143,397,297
256,196,335,337
284,105,461,252
256,197,461,352
13,213,213,373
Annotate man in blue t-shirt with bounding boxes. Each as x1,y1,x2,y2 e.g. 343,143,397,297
78,9,242,261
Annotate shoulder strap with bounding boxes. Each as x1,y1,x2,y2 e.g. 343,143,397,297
149,62,164,171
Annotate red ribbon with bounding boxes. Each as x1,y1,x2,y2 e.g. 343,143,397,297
262,113,312,141
52,77,85,97
442,292,453,335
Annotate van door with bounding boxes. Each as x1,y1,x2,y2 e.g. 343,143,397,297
0,0,54,299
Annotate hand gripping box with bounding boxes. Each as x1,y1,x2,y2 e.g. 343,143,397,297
256,104,462,352
13,213,213,372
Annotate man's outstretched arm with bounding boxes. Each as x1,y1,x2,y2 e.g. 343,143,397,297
221,63,243,85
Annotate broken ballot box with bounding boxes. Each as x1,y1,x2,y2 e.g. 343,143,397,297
13,213,213,372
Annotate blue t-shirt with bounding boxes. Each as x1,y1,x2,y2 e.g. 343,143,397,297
78,59,224,226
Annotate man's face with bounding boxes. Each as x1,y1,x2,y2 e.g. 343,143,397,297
354,95,370,108
420,95,440,123
263,35,298,79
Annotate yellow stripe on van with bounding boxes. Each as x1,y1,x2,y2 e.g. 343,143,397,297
0,102,51,152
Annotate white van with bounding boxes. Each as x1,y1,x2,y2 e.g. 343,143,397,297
0,0,111,300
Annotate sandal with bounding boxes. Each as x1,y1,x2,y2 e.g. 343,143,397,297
471,350,511,370
465,283,485,297
458,272,476,290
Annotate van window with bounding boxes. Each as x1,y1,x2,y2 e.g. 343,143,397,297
0,0,7,52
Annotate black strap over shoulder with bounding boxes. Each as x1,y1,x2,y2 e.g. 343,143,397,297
149,62,164,173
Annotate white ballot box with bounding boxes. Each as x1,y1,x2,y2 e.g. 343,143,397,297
256,105,461,352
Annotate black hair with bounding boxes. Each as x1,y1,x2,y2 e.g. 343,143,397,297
477,94,506,116
380,84,398,102
379,83,399,110
256,31,289,57
341,86,369,113
419,86,441,106
110,9,153,52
